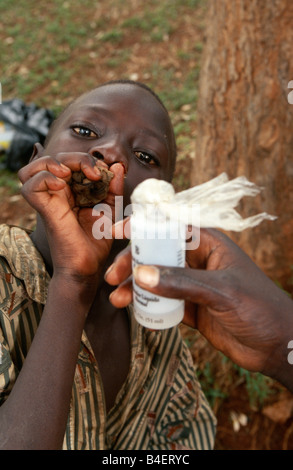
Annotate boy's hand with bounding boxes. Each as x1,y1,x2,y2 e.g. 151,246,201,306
105,223,293,387
18,153,124,278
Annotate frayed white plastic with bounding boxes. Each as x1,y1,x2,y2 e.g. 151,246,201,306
130,173,277,232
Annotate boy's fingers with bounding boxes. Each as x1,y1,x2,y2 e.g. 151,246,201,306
57,152,108,180
18,157,71,183
101,163,125,211
132,264,234,309
18,153,108,184
21,171,67,208
108,162,125,196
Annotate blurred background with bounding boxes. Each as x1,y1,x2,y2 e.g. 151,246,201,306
0,0,292,450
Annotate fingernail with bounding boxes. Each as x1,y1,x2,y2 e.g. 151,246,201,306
133,265,159,288
56,177,67,186
104,263,114,279
112,219,125,239
60,163,69,170
109,289,116,301
93,165,101,175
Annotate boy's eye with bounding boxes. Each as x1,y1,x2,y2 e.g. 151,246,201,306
72,126,97,138
134,151,158,166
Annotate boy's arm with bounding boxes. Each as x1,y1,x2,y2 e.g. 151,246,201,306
0,273,96,449
0,154,124,449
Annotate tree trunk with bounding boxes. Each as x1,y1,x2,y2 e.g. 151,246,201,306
192,0,293,294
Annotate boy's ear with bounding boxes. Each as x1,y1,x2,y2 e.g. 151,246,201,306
30,142,44,162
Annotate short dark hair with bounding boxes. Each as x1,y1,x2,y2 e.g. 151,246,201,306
101,79,170,117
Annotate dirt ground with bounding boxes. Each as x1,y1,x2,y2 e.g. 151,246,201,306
1,0,293,450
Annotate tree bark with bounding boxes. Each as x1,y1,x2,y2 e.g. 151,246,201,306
192,0,293,294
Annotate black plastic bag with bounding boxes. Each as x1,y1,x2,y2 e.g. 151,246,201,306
0,99,55,171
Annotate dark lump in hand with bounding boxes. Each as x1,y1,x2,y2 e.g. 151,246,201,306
69,165,114,207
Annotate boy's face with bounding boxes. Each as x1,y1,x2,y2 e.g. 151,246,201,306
43,83,176,207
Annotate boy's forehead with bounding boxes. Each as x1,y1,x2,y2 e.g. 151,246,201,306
73,83,167,120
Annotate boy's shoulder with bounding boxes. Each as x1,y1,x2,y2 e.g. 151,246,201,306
0,224,19,286
0,255,29,320
0,223,29,264
0,224,50,307
0,224,30,282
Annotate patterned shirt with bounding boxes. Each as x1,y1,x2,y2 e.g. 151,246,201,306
0,224,216,450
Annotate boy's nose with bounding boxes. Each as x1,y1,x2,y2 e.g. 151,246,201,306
89,142,128,172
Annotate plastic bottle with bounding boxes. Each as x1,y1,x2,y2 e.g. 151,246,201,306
130,204,186,330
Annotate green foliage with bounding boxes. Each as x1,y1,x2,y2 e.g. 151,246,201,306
197,362,228,408
236,367,274,408
0,166,20,193
0,0,206,192
0,0,206,109
99,30,124,43
196,352,274,411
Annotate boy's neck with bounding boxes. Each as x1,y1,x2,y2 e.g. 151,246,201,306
30,223,53,276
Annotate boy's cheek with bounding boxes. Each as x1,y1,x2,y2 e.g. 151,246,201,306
45,132,84,155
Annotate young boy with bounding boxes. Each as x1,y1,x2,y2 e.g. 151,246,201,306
0,80,216,450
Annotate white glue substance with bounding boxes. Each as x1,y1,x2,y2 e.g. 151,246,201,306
130,173,276,330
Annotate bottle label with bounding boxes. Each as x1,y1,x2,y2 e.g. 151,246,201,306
131,211,185,329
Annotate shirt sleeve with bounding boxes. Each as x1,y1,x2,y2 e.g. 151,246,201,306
0,329,17,406
0,258,19,406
